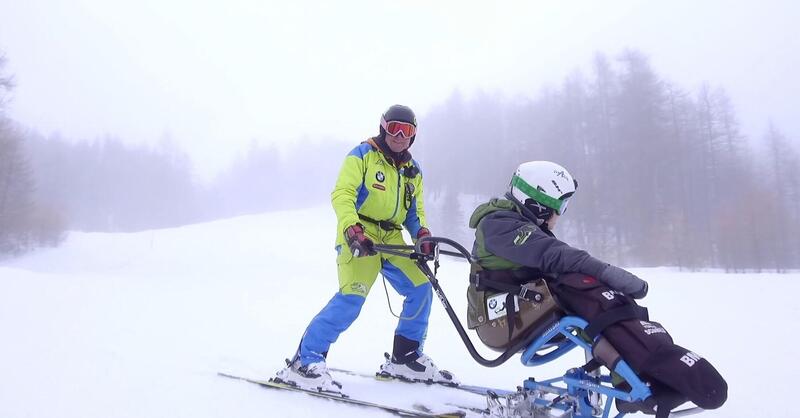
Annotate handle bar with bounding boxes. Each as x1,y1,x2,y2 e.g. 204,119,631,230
373,236,528,367
373,239,472,261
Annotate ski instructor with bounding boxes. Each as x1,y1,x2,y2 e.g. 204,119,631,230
276,105,458,394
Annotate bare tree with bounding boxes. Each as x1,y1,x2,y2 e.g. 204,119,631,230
0,54,14,111
762,124,800,269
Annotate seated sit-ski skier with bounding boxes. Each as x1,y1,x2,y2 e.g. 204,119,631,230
468,160,727,416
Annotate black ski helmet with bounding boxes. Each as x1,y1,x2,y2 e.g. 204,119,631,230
379,104,417,145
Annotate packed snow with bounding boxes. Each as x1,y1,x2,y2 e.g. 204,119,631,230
1,206,796,417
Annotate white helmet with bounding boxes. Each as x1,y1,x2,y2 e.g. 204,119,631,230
510,161,577,216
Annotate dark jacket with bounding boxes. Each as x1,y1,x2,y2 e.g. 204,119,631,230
469,196,648,298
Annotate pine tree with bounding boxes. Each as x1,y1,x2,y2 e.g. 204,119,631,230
0,122,36,254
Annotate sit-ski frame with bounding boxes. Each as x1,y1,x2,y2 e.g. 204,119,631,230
374,237,702,418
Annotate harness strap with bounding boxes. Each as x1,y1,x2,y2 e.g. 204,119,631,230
504,293,516,343
584,305,649,340
471,270,545,345
358,214,402,231
471,271,544,303
580,358,602,374
469,270,544,343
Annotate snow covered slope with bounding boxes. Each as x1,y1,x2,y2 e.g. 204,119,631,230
1,206,796,417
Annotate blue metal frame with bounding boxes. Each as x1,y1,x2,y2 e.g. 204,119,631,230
517,316,652,418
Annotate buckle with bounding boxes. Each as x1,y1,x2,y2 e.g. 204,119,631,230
519,287,543,303
377,220,400,231
472,272,481,288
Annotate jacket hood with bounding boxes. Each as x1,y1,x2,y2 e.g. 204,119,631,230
469,195,546,229
468,198,517,228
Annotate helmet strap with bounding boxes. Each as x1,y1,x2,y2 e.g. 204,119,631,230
505,192,546,226
523,198,554,221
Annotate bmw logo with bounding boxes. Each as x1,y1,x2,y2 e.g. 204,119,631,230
376,171,385,182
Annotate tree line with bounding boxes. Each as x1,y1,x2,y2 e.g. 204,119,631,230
1,52,346,257
2,130,345,258
0,54,65,255
2,50,798,270
417,50,800,271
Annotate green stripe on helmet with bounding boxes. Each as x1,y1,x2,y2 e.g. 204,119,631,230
512,175,563,212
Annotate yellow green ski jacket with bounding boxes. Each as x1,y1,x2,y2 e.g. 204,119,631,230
332,138,428,245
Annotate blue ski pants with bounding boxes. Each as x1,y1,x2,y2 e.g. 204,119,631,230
297,245,432,366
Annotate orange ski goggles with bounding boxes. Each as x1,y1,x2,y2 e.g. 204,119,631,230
381,117,416,138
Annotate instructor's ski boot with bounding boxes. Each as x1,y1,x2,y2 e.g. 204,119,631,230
275,359,344,395
378,352,460,386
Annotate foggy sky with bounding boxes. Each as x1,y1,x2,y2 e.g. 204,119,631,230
0,0,797,180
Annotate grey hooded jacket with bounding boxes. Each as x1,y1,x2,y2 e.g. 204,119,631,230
469,197,648,298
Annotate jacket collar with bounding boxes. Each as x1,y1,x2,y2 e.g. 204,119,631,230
504,192,551,234
367,137,412,167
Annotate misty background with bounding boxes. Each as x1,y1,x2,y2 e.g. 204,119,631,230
1,1,798,270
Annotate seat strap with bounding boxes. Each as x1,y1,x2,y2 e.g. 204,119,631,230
584,305,649,340
471,271,544,303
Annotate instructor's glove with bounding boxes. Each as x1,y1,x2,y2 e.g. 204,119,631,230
345,224,376,257
598,264,649,299
416,227,435,256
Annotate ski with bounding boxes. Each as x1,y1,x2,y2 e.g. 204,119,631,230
217,372,467,418
329,367,514,397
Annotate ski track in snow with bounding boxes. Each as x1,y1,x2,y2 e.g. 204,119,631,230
0,206,796,417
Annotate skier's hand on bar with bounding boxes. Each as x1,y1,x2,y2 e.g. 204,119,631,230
345,224,376,257
417,227,436,256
